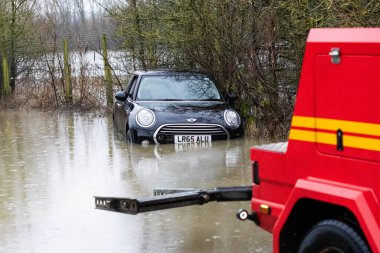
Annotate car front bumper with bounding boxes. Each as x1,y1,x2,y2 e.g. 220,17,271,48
131,123,243,144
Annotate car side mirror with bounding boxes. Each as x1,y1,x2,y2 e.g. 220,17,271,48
226,93,237,106
115,91,127,102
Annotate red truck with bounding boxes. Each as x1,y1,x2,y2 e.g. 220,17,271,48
95,28,380,253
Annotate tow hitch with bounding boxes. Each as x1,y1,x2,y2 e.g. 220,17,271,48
95,186,251,215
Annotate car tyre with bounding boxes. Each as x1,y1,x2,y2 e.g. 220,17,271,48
298,219,370,253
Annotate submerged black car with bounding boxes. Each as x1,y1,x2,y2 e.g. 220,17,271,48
113,71,243,144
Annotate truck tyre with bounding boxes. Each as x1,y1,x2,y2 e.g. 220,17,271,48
298,219,370,253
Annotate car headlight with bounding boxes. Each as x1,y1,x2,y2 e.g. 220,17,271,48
224,110,241,128
136,109,156,127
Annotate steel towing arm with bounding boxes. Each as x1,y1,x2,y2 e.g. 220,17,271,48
95,186,251,215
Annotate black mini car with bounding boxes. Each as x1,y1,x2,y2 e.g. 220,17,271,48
113,70,243,144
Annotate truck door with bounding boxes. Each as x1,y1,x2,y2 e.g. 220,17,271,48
315,52,380,162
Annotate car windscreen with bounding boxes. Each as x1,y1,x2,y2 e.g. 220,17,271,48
136,75,222,101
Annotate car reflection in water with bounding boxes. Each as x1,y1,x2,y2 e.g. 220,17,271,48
113,70,244,144
115,135,248,193
173,141,211,152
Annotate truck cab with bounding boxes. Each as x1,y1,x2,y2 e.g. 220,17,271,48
250,28,380,253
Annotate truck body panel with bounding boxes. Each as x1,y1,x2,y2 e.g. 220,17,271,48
272,178,380,252
251,28,380,252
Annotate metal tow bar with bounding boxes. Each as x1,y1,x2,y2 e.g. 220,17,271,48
94,186,252,215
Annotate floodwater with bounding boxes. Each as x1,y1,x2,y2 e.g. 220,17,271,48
0,110,272,253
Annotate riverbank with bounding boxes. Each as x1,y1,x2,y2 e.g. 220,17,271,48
0,77,112,114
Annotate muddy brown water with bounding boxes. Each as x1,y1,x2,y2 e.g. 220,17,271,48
0,110,272,253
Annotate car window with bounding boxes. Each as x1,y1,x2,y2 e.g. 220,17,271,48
136,75,222,101
126,75,139,96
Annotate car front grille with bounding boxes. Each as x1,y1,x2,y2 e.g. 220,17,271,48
154,124,229,144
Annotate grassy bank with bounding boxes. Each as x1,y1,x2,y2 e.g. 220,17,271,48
0,77,113,114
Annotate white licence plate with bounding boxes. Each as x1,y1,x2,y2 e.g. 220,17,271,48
174,135,211,144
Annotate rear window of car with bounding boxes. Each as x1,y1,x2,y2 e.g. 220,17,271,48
136,75,222,101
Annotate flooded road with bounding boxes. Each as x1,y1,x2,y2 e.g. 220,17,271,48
0,110,272,253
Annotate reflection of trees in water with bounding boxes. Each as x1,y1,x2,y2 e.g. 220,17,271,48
149,75,221,100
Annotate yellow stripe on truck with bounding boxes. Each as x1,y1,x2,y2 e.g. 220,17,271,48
289,116,380,152
289,129,315,142
291,116,315,129
292,116,380,137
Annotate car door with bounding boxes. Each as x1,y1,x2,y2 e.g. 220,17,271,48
114,75,139,132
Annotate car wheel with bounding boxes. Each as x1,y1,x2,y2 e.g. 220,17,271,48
298,219,370,253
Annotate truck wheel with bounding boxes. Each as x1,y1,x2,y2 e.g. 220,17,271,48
298,219,370,253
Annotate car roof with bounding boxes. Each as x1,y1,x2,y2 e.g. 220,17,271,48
133,70,210,77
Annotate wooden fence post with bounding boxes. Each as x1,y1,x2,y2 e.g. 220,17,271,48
63,38,72,103
1,48,10,97
102,34,113,106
